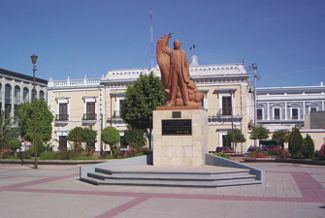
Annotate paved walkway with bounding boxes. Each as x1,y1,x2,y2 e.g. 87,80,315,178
0,163,324,218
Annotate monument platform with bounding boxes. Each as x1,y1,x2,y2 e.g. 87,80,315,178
152,108,208,167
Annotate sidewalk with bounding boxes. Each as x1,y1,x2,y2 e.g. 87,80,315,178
0,163,324,218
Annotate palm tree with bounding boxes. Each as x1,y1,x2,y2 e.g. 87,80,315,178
227,129,246,153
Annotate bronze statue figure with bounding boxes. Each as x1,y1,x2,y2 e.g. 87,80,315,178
156,33,204,107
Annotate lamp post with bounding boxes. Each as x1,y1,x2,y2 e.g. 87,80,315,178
252,63,258,147
31,54,38,169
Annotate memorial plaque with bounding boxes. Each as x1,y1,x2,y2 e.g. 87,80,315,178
172,111,181,118
162,119,192,135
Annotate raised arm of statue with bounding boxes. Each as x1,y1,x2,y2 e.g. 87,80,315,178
156,33,173,90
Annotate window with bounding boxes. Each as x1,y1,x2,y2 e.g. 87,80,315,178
222,96,232,115
23,88,29,102
14,85,20,103
57,103,68,120
116,99,125,117
84,102,96,120
5,84,11,104
274,108,280,120
222,135,231,147
58,136,67,151
310,107,317,112
257,109,263,120
291,108,298,120
39,90,45,100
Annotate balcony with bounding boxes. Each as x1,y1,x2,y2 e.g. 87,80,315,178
208,109,242,124
56,114,69,121
82,113,97,124
55,114,69,125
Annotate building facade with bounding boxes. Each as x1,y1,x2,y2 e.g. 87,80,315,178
0,68,47,118
48,56,253,152
48,56,325,152
256,83,325,149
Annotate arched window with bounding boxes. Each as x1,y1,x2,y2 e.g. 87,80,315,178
39,90,45,100
5,84,11,104
23,87,29,102
14,85,21,104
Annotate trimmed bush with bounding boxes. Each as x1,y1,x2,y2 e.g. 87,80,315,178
302,134,314,158
288,127,303,156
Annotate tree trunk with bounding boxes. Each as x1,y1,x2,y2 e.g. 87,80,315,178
148,128,152,151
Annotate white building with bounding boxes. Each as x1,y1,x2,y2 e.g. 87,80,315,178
0,68,47,118
256,83,325,148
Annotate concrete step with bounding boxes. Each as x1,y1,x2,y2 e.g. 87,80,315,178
95,178,261,188
84,166,260,187
95,167,250,176
87,171,256,181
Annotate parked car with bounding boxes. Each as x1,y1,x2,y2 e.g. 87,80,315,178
216,146,235,153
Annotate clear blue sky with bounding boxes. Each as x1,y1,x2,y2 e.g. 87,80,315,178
1,0,324,87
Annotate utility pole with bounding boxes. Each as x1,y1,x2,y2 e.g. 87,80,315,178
252,63,258,147
149,8,154,68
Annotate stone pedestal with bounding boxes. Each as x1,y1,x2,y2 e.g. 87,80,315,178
152,108,208,167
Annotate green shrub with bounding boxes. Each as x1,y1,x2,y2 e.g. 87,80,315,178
8,139,21,152
39,151,57,160
216,152,229,159
302,134,314,158
288,128,303,156
291,151,305,159
56,150,78,160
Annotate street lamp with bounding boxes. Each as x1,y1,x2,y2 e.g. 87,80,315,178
31,54,38,169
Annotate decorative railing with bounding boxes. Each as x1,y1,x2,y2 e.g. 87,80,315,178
82,113,97,121
55,114,69,121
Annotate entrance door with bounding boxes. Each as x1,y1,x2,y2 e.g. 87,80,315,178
222,135,231,147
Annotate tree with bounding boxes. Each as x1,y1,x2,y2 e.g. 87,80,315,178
250,125,269,147
121,72,166,150
83,128,97,155
288,127,303,156
124,128,145,150
16,99,53,153
0,113,19,151
302,134,314,158
101,126,120,156
272,129,289,147
67,127,85,151
227,128,246,152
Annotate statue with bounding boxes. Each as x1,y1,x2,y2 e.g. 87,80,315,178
156,33,204,107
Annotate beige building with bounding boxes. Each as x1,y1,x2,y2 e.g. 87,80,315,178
47,77,104,151
48,56,253,152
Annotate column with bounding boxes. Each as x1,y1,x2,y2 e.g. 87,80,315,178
19,84,23,104
1,78,5,112
302,101,306,119
267,102,270,120
284,102,288,120
10,81,15,118
322,100,325,111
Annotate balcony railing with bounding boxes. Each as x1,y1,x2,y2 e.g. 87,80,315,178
82,113,97,120
55,114,69,121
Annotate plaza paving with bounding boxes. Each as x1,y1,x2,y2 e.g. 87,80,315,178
0,162,324,218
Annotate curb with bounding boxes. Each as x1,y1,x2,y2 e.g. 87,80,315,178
243,157,325,165
0,159,108,165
